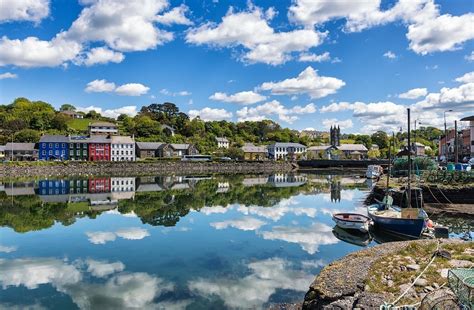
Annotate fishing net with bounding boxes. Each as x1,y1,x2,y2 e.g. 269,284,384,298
448,268,474,309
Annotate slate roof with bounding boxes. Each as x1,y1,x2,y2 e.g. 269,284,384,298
170,143,191,150
216,137,229,143
337,144,368,151
307,145,332,151
0,145,5,152
269,142,306,148
136,142,164,150
39,135,69,143
241,143,267,153
111,136,135,144
87,135,111,143
89,122,117,127
4,143,36,151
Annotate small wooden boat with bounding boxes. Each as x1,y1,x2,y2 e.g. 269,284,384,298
366,165,383,179
367,204,428,239
332,213,372,233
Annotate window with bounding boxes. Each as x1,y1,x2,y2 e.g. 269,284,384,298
49,150,52,155
62,143,65,148
42,150,46,155
49,143,52,148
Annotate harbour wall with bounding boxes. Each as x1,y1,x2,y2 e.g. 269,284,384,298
298,159,389,169
0,161,294,178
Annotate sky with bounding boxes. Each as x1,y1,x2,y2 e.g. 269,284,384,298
0,0,473,134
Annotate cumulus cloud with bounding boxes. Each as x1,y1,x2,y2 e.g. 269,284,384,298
188,258,314,309
85,227,150,244
288,0,474,55
0,72,17,79
298,51,331,62
188,107,233,121
466,51,474,62
259,222,339,254
115,83,150,96
413,83,474,112
199,205,231,215
210,217,266,231
79,47,124,66
399,88,428,99
209,91,266,105
85,231,117,245
237,198,316,221
84,79,149,96
0,35,82,68
86,259,125,278
160,89,192,96
383,51,397,59
260,66,345,99
0,0,50,24
186,5,326,65
455,71,474,84
155,4,193,25
322,118,353,130
0,245,17,253
236,100,316,124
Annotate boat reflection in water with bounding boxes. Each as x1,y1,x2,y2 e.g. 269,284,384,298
332,226,371,247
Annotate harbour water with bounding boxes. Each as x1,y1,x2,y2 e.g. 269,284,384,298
0,173,470,309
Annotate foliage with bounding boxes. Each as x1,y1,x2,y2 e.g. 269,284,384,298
367,149,381,159
14,129,41,142
60,104,76,111
392,157,437,172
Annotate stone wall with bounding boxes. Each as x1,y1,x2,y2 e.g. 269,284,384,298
0,161,294,178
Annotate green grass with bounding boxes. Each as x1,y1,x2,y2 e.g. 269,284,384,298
67,118,93,131
66,202,90,213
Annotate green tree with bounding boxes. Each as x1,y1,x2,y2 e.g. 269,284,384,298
370,131,389,149
14,129,41,142
60,104,76,111
368,149,381,159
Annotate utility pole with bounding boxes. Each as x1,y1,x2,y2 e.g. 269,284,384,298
444,109,453,162
454,120,458,164
407,108,411,208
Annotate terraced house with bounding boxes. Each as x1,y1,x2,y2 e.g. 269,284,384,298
69,136,89,160
88,136,111,161
39,135,69,160
111,136,135,161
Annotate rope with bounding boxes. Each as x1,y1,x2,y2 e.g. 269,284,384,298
436,185,454,205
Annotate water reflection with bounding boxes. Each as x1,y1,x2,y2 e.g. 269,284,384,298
0,173,375,309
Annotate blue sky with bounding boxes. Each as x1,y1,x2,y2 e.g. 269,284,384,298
0,0,473,133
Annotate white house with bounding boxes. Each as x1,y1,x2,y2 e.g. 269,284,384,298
111,177,135,200
216,137,229,149
267,142,306,160
111,136,135,161
89,122,118,135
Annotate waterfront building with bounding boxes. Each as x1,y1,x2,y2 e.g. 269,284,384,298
267,142,306,160
216,137,229,149
159,143,199,157
268,173,307,187
111,136,135,161
460,115,474,158
3,181,36,196
69,136,89,160
88,121,118,135
88,136,111,161
241,143,267,160
89,178,111,193
135,142,165,159
39,135,69,161
4,143,37,161
307,145,333,159
111,177,135,200
337,144,369,159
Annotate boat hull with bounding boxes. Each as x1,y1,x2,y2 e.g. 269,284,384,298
367,212,425,239
332,213,371,233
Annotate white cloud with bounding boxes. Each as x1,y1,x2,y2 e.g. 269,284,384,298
155,4,193,26
298,51,331,62
466,51,474,62
186,6,326,65
236,100,316,124
288,0,474,55
0,258,81,289
0,72,17,79
80,47,124,66
0,35,82,68
383,51,397,59
259,222,339,254
199,205,231,215
210,217,266,231
0,0,50,24
188,107,233,121
455,72,474,84
188,258,314,309
84,79,149,96
115,227,150,240
260,66,345,99
86,259,125,278
209,91,266,105
0,245,17,253
413,82,474,112
85,79,116,93
86,231,117,244
399,88,428,99
160,89,192,96
76,105,138,119
65,0,173,52
322,118,353,130
115,83,150,96
237,198,316,221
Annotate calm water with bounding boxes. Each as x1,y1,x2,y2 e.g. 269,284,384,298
0,173,467,309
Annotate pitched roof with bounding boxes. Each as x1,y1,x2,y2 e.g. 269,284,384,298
111,136,135,144
89,121,117,127
39,135,69,143
241,143,267,153
4,143,36,151
87,135,111,143
170,143,191,150
0,145,5,152
337,144,368,151
216,137,229,143
307,145,332,151
270,142,306,148
136,142,164,150
460,115,474,121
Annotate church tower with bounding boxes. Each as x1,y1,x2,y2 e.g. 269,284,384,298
330,125,341,147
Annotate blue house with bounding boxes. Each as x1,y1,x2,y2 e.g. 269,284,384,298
39,135,69,160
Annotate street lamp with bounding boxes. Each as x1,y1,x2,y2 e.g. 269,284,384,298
444,110,453,162
413,119,423,156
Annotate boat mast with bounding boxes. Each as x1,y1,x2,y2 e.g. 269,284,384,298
407,108,411,208
386,133,392,193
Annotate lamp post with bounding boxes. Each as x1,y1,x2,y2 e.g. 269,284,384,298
444,109,453,162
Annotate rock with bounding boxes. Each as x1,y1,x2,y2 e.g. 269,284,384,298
415,278,428,287
400,265,407,271
439,269,449,278
387,280,394,287
424,286,434,292
406,264,420,271
399,283,416,296
449,259,474,268
432,282,439,289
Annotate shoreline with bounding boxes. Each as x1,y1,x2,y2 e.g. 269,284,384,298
0,161,295,178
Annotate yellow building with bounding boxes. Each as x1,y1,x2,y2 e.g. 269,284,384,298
242,143,267,161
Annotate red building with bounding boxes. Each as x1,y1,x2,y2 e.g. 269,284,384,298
88,136,111,161
89,178,111,193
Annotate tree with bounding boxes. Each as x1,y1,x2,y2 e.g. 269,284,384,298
134,116,161,137
14,129,41,142
368,149,381,159
86,110,101,119
60,104,76,111
355,135,372,148
371,131,389,149
51,113,69,131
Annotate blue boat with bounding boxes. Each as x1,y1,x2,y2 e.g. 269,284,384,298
367,204,427,239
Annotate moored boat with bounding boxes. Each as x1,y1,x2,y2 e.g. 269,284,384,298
366,165,383,179
332,213,372,233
